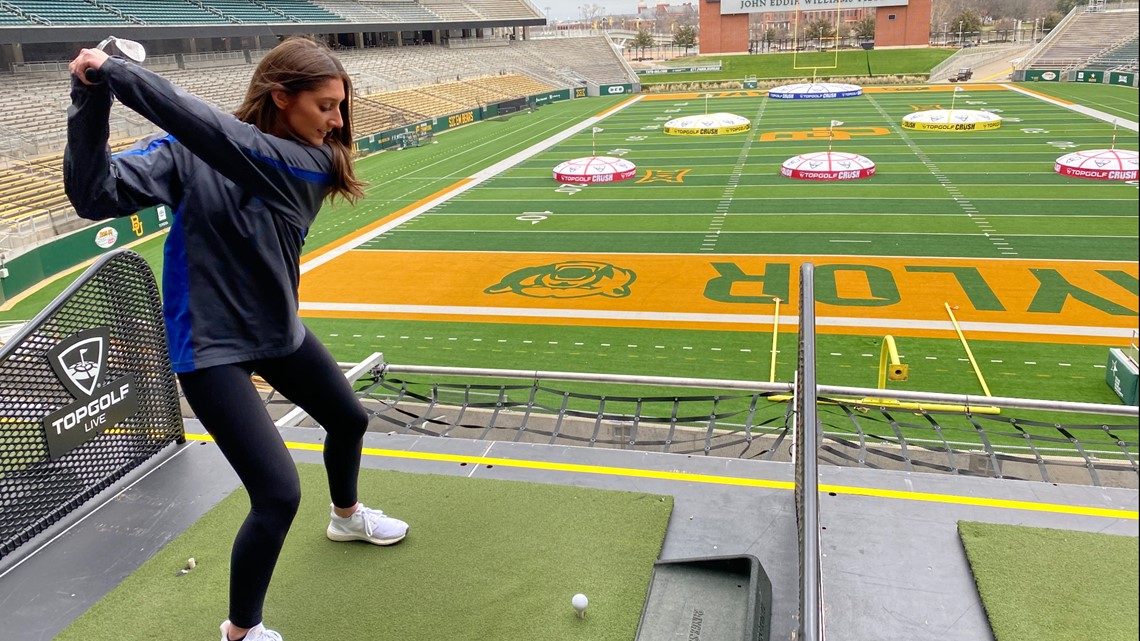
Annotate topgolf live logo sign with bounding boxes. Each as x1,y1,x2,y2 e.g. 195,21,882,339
43,327,140,460
721,0,906,14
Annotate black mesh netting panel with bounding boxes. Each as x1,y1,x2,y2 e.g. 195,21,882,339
0,250,183,561
347,372,1137,489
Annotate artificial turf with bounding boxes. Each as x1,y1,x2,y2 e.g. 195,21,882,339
53,463,673,641
959,521,1139,641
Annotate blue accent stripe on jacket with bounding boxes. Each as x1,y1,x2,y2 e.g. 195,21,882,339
113,134,176,158
163,203,194,372
246,148,331,185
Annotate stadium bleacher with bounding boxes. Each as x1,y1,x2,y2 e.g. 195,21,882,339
1084,35,1140,71
0,1,624,247
2,0,123,25
1024,7,1139,70
417,0,481,21
264,0,346,22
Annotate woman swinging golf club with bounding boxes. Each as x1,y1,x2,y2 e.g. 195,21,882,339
65,37,409,641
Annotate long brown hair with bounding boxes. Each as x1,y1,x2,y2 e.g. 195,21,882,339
233,37,366,204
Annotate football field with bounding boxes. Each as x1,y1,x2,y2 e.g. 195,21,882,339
2,83,1135,405
298,84,1138,404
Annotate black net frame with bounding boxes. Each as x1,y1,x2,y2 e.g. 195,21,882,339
0,250,183,561
346,370,1138,489
354,374,796,458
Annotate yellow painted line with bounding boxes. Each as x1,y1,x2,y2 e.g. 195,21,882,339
979,67,1013,82
597,95,641,117
818,483,1136,520
1006,84,1075,105
184,433,1140,520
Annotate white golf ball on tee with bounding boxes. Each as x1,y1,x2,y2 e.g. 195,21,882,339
572,593,588,618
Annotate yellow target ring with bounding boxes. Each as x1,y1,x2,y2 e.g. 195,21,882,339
901,120,1002,131
663,123,751,136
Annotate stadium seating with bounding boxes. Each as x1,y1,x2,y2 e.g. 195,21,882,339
264,0,345,22
463,0,540,20
309,0,394,21
352,1,442,22
0,29,629,238
99,0,229,24
194,0,285,23
0,10,32,25
1024,8,1139,70
417,0,481,21
1084,35,1139,71
0,0,122,25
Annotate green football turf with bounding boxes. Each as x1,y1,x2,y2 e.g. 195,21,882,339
959,521,1139,641
1016,82,1140,122
53,463,673,641
3,84,1136,416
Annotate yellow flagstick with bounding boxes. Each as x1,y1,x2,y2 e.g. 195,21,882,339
828,120,843,153
1110,119,1118,150
944,302,993,397
949,86,962,119
769,298,782,382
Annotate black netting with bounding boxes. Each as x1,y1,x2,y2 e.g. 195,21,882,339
347,370,1138,489
0,250,183,561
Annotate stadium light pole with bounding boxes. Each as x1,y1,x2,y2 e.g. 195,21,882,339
958,21,964,47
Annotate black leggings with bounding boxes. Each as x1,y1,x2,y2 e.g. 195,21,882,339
178,327,369,628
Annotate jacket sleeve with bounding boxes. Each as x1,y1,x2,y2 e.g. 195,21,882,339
97,57,333,220
64,76,180,220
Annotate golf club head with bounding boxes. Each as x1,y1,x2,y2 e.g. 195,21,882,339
85,36,146,83
106,37,147,63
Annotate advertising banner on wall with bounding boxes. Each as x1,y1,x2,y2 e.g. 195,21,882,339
1023,69,1060,81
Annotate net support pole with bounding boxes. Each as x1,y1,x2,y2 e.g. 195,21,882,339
796,262,823,641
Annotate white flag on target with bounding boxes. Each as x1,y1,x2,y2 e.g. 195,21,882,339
592,127,604,133
830,120,843,127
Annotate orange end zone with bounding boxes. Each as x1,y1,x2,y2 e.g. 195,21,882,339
299,251,1138,346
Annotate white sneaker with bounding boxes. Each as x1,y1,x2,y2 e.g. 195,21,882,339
220,620,282,641
326,503,408,546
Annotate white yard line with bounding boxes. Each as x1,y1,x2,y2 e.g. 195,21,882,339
1004,84,1140,131
301,96,644,274
298,302,1134,339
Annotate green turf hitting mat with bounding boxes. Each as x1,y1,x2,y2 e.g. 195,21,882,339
54,464,673,640
958,521,1139,641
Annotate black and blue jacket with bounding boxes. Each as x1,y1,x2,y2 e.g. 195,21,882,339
65,57,335,373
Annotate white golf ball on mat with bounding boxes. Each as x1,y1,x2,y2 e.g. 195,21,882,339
572,593,588,618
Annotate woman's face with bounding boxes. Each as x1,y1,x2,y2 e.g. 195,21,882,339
272,77,345,146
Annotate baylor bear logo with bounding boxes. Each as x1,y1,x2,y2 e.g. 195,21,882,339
485,261,636,299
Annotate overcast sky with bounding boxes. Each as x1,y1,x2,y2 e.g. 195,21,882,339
540,1,641,21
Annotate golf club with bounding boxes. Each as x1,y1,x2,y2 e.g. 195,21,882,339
84,36,146,83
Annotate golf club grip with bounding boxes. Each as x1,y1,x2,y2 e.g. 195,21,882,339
84,67,103,84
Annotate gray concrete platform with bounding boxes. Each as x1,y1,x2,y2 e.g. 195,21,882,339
0,420,1135,641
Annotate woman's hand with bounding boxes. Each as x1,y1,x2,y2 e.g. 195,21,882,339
69,48,110,85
